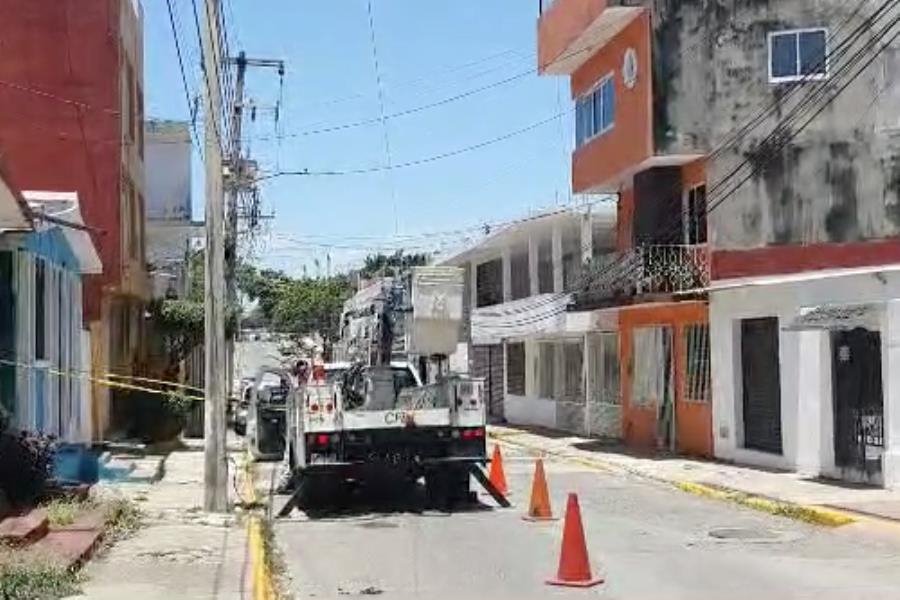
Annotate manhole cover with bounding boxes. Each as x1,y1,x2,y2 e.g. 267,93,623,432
708,527,780,541
358,521,399,529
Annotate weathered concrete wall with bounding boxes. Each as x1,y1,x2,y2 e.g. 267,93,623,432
650,0,900,250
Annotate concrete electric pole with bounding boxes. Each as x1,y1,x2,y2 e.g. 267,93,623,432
200,0,228,512
223,53,284,402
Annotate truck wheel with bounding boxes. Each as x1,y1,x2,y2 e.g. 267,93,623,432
425,467,471,509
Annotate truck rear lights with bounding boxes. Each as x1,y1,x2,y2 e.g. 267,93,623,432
316,434,329,446
325,403,334,412
460,428,485,440
309,403,320,412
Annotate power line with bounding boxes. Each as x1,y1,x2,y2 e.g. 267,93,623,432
165,0,203,158
365,0,399,235
256,109,568,180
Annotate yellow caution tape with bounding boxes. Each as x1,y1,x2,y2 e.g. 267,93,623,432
0,357,206,402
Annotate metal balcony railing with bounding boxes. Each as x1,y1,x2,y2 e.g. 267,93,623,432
578,244,710,303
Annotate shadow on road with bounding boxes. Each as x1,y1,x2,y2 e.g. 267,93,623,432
286,479,497,521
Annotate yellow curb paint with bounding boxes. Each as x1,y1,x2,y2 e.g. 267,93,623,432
243,455,277,599
674,481,856,527
491,432,857,529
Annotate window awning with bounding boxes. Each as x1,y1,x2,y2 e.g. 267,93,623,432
784,302,883,332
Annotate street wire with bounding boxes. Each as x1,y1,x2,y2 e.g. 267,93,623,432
165,0,204,159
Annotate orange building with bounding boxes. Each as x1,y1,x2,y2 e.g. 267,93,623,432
538,0,712,456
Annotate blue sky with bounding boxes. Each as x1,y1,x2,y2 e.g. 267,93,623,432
144,1,573,275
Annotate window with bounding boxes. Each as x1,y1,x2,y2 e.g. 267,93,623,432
575,74,615,146
537,238,553,294
137,83,145,158
562,225,582,292
631,326,673,408
506,342,525,396
686,185,707,244
769,29,828,83
561,341,584,403
125,61,136,142
589,333,619,405
34,259,46,360
475,258,502,307
538,342,556,398
510,245,530,301
684,324,711,402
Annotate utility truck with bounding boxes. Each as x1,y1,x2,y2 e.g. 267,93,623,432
280,267,505,513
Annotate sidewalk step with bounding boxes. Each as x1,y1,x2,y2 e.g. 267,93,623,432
33,527,104,570
0,508,49,545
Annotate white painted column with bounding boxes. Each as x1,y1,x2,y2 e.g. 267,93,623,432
552,224,563,293
795,330,829,477
501,247,512,303
583,334,591,437
882,300,900,489
528,237,539,296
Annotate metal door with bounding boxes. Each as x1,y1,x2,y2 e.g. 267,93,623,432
471,344,504,421
831,328,884,474
741,318,783,454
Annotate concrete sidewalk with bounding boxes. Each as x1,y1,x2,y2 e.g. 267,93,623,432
489,424,900,523
68,441,254,600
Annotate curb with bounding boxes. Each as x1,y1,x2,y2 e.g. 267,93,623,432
673,481,856,527
242,454,277,600
488,429,857,528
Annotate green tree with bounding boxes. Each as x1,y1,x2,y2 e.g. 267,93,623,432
271,277,351,343
360,250,429,279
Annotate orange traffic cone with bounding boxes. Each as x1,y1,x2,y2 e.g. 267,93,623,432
488,445,508,497
523,458,557,521
546,493,603,588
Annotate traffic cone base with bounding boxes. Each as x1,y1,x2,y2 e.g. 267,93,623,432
545,576,604,588
523,514,558,522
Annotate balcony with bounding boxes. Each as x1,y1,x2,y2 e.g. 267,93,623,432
577,244,710,305
538,0,644,75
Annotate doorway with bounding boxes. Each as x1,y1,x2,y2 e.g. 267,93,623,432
831,328,884,478
740,318,783,454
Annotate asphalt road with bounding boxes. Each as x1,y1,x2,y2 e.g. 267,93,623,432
266,442,900,600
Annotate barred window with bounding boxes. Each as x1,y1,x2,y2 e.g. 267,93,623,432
506,342,525,396
589,333,619,405
561,341,584,404
538,342,556,399
685,324,711,402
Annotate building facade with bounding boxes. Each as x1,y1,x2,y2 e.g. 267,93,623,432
539,0,900,485
145,120,198,300
0,0,149,439
0,190,102,443
442,205,622,437
538,0,714,457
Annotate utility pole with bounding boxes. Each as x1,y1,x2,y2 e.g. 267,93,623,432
223,53,284,402
200,0,228,512
224,51,247,406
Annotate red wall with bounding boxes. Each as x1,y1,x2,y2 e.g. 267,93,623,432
619,302,712,458
537,0,608,73
571,10,653,193
0,0,122,321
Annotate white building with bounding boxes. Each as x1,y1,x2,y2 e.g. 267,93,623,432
145,119,200,299
440,203,620,436
711,267,900,489
0,190,101,442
